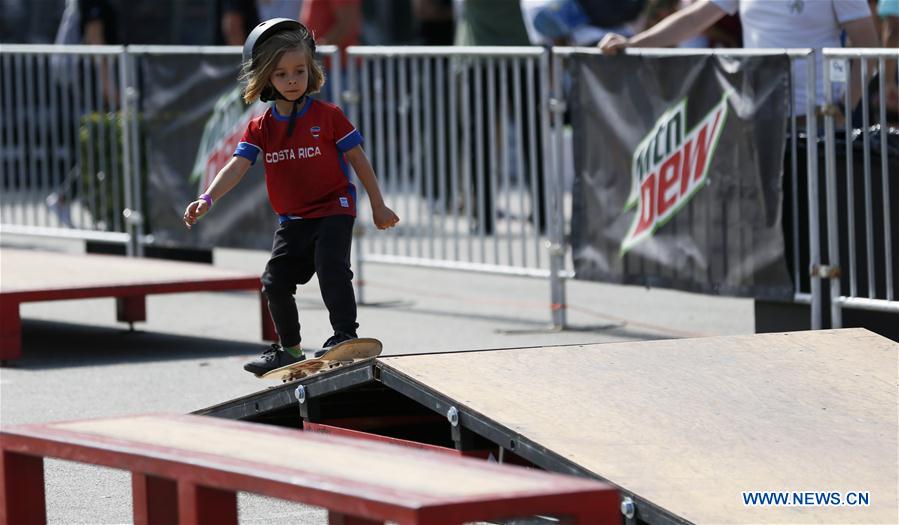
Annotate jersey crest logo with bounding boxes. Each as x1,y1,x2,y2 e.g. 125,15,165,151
310,126,321,139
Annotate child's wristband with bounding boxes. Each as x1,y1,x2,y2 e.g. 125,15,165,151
199,193,213,208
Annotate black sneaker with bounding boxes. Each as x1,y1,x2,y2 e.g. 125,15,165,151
314,331,357,357
243,344,305,376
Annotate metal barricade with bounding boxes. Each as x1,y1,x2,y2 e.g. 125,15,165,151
0,44,141,253
344,46,570,328
9,43,893,330
822,48,899,324
0,44,341,257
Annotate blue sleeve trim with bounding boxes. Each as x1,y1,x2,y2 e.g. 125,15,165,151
234,142,261,164
336,129,363,153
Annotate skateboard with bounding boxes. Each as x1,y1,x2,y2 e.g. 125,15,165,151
261,338,382,382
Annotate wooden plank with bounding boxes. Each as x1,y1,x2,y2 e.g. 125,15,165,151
47,416,564,498
378,329,899,524
0,248,276,360
0,248,259,299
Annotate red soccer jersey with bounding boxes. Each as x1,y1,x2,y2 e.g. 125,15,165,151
234,98,362,221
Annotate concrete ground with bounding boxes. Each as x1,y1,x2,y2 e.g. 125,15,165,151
0,236,753,524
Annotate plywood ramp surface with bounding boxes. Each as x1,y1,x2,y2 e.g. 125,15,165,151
0,248,256,293
380,329,898,524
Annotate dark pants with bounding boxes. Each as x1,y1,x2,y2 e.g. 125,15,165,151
261,214,358,348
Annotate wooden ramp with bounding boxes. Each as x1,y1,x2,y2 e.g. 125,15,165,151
200,329,898,525
0,248,277,361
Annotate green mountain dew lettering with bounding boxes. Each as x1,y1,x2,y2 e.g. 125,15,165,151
620,94,729,255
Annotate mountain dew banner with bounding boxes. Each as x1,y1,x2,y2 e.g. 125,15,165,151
569,53,793,299
140,53,279,250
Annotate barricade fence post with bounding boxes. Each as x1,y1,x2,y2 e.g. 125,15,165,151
878,56,895,303
548,49,568,329
118,47,137,256
803,51,823,330
823,52,845,327
821,48,899,322
345,51,367,305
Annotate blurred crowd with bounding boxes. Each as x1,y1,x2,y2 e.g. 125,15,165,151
1,1,894,53
0,0,847,46
2,0,895,118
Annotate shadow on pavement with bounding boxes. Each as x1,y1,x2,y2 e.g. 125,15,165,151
11,319,264,370
370,304,678,342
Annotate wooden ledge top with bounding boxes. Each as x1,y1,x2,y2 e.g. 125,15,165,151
2,413,613,508
0,248,259,295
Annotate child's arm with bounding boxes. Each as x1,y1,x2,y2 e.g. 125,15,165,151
344,145,400,230
183,156,252,229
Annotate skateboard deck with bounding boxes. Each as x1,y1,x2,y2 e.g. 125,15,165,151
261,338,382,382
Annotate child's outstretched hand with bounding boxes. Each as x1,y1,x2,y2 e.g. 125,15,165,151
183,199,210,229
372,204,399,230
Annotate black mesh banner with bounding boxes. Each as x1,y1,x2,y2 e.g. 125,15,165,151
140,53,278,250
569,53,794,299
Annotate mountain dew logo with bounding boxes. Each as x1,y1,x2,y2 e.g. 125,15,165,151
190,87,267,192
620,94,729,255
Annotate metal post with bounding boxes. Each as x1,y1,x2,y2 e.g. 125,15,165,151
822,54,843,327
878,57,893,301
128,51,145,257
346,49,365,305
804,53,822,329
24,54,38,227
789,65,800,299
332,47,342,110
118,49,136,256
859,58,875,298
546,49,566,329
37,54,50,228
526,58,540,268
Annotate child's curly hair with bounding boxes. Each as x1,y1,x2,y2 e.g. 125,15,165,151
240,29,325,104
